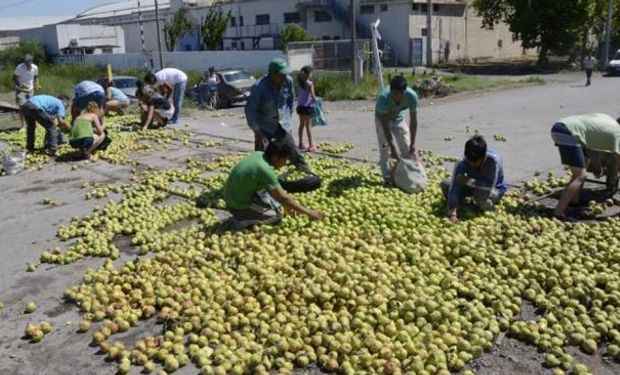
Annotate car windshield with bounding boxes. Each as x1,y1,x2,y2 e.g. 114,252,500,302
223,72,252,82
614,52,620,60
114,78,137,88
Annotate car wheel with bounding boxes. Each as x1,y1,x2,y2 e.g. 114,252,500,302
219,95,231,109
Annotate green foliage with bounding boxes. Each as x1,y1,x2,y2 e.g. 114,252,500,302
281,24,312,50
164,8,194,52
473,0,590,65
200,1,231,50
0,41,48,68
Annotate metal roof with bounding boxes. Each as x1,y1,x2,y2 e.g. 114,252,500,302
73,0,172,20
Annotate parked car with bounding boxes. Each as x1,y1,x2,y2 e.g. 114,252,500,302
607,50,620,76
188,69,256,109
97,75,139,100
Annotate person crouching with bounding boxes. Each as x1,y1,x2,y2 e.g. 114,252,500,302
69,101,106,159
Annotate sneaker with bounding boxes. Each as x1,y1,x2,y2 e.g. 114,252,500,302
298,143,308,151
307,145,319,152
44,148,57,157
168,120,178,125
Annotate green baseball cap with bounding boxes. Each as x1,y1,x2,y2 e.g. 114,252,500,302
268,58,292,75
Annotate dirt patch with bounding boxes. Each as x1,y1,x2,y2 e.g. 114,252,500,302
566,345,620,375
45,301,75,318
468,335,551,375
111,235,137,255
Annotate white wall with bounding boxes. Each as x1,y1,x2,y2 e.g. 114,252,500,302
57,50,286,73
56,24,126,53
288,48,313,71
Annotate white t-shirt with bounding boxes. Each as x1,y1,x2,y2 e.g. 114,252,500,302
585,57,596,70
155,68,188,86
14,63,39,91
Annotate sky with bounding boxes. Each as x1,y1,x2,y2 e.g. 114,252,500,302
0,0,117,17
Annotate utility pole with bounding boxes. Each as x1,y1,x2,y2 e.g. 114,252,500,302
350,0,357,83
604,0,613,69
154,0,164,70
137,0,150,69
426,0,432,66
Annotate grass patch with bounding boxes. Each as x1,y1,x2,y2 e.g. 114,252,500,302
0,64,544,105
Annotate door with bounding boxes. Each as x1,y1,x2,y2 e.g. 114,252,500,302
410,37,426,66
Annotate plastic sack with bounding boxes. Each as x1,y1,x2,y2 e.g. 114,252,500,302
392,157,427,193
2,150,26,176
312,98,327,126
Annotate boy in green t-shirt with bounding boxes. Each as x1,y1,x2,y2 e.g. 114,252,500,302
222,139,323,229
375,76,420,184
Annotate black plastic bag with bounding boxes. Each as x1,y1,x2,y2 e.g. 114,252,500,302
279,175,322,193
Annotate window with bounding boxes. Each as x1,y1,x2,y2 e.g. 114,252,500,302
321,36,331,40
256,14,270,25
231,41,237,49
284,12,300,24
498,39,503,48
360,5,374,14
239,16,244,26
314,10,332,22
101,47,113,54
433,4,439,12
240,41,245,50
334,35,341,40
412,4,419,12
380,4,388,12
420,4,428,13
230,17,236,27
421,28,427,37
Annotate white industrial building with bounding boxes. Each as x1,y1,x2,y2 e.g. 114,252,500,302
64,0,527,66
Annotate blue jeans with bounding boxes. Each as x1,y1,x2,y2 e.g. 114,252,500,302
171,81,187,122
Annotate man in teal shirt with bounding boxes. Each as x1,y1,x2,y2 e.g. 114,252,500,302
222,139,323,229
375,76,419,183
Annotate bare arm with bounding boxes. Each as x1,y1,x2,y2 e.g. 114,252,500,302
33,74,39,90
57,117,70,131
106,87,113,101
13,74,19,88
142,105,155,130
379,113,398,159
310,83,317,101
92,115,104,136
270,187,323,220
163,82,174,99
409,109,418,153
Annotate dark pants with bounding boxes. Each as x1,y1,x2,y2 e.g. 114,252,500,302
21,102,60,152
586,69,593,86
440,179,501,211
229,193,282,229
256,125,312,174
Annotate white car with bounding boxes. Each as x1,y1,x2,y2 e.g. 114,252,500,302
607,50,620,76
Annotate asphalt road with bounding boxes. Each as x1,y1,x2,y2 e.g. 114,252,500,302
0,72,618,375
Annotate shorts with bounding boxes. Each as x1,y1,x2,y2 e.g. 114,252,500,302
551,122,586,168
296,105,314,116
74,91,106,111
70,137,94,149
156,105,175,120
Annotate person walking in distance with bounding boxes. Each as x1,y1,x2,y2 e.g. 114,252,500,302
585,54,596,86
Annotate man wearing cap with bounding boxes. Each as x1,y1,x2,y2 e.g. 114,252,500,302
245,58,311,174
13,54,39,106
375,76,420,184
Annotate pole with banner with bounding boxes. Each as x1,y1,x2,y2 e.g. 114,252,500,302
371,19,384,90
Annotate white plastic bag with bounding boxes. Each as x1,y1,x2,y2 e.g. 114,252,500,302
2,150,26,175
392,157,427,193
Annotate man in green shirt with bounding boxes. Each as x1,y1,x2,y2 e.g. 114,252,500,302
375,76,419,184
222,139,323,228
550,113,620,219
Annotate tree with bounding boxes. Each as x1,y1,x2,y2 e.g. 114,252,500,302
164,8,194,52
0,41,48,67
472,0,589,66
200,1,231,50
281,24,312,50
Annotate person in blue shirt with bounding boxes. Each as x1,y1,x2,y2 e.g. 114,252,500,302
245,58,311,174
20,94,70,157
440,135,506,223
375,76,419,184
101,79,131,115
